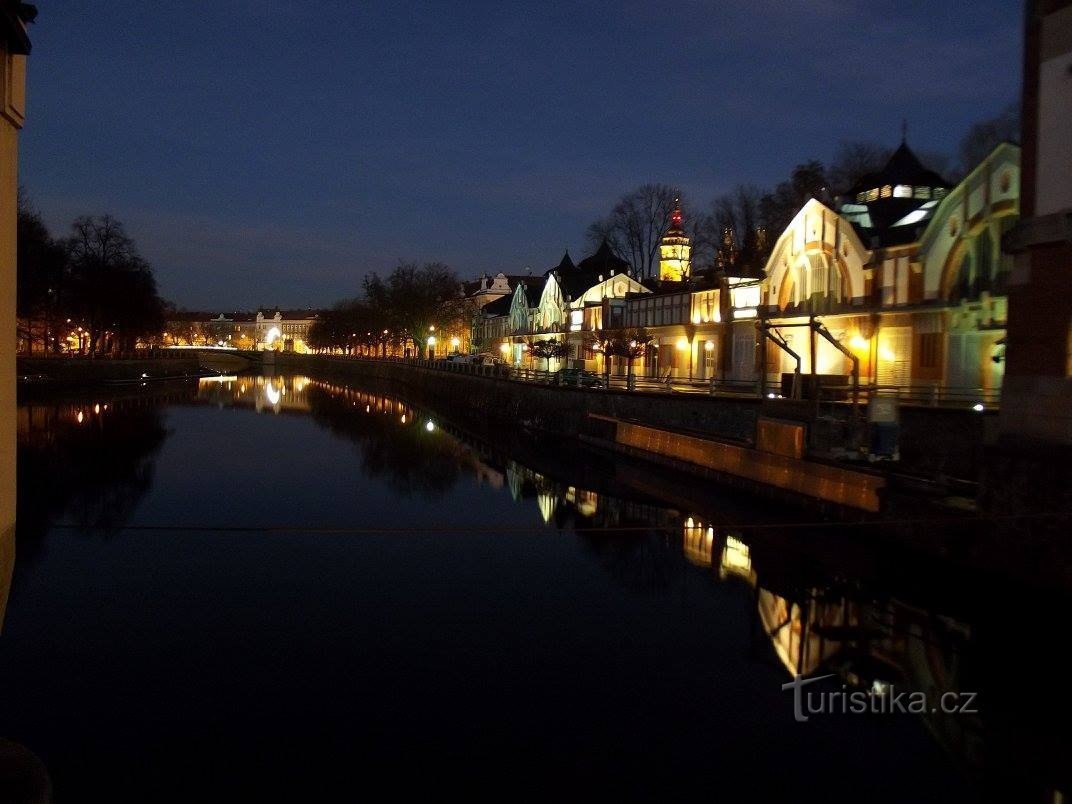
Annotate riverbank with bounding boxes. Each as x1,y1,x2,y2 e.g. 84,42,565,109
272,353,995,514
17,353,202,386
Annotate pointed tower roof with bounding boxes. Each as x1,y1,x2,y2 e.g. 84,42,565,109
849,141,950,196
666,197,685,236
575,239,630,274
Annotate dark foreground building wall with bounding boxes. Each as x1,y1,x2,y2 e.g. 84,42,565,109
991,0,1072,512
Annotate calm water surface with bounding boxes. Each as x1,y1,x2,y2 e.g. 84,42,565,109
2,374,1066,801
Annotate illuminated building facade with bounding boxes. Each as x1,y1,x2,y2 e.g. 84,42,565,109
162,309,319,352
481,243,648,368
253,309,318,353
759,141,1020,401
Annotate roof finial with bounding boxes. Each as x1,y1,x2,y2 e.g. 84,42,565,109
901,117,908,145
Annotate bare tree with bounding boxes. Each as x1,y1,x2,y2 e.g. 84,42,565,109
828,141,892,195
958,102,1020,175
587,183,678,279
697,185,765,277
66,215,164,354
364,261,463,355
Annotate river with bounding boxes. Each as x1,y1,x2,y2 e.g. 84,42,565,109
1,373,1067,801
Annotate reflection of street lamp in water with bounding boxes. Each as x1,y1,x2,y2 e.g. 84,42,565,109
264,380,281,406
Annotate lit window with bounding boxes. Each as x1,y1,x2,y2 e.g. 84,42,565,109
880,185,893,198
893,185,912,198
913,186,931,199
865,188,880,202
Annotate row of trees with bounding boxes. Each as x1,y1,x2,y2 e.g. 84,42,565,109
521,328,656,377
588,105,1021,280
307,261,471,355
18,193,167,355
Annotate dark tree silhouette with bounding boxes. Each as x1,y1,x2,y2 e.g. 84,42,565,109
364,261,465,355
587,183,679,279
65,215,165,354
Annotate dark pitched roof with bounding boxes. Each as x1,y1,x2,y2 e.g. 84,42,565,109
522,277,547,307
848,142,950,196
481,294,513,317
1,2,35,55
546,241,631,300
574,240,630,275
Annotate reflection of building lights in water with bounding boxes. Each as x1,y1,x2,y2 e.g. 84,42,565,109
425,420,435,432
537,491,557,524
93,403,100,414
401,414,406,424
264,381,281,406
719,534,753,580
366,405,371,413
683,517,713,567
76,410,84,424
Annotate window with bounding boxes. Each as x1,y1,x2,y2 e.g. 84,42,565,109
976,229,994,291
913,186,931,199
893,185,912,198
865,188,880,202
880,185,893,198
918,332,941,369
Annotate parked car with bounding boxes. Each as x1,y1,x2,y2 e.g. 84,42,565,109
554,368,604,388
468,354,502,366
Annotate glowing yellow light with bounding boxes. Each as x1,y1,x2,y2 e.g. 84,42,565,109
879,347,896,362
76,410,84,424
425,420,435,432
427,336,436,346
93,403,101,414
704,341,714,351
849,335,869,351
401,414,407,424
676,337,689,351
500,343,510,354
450,337,460,348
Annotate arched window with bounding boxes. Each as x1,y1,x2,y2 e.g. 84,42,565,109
976,228,994,292
952,252,973,302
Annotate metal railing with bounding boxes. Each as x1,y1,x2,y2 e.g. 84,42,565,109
303,354,1004,408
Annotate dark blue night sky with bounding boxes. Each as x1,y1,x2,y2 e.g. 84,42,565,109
21,1,1022,309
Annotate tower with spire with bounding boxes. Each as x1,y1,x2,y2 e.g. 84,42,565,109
659,198,691,282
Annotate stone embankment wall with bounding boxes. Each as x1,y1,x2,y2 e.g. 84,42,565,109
275,354,989,480
276,354,761,442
